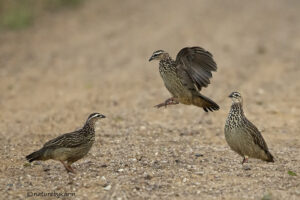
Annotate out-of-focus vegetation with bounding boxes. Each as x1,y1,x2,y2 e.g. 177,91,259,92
0,0,84,30
287,170,297,176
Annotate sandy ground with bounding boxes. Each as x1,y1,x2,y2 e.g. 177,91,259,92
1,0,300,199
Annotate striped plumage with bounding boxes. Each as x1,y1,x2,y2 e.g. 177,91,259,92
149,47,219,112
225,92,274,163
26,113,105,173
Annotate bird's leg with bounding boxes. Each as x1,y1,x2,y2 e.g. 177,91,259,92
154,97,179,108
60,160,71,172
67,164,76,174
60,161,76,174
242,156,249,164
67,161,77,174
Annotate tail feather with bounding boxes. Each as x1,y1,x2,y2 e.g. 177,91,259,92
193,94,220,112
266,151,274,162
26,149,45,162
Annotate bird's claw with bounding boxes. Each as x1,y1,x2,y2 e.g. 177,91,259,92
242,157,249,164
154,98,179,109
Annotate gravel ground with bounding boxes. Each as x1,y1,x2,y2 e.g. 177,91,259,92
0,0,300,199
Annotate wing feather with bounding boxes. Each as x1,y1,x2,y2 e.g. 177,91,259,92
242,118,270,152
175,46,217,90
43,131,86,148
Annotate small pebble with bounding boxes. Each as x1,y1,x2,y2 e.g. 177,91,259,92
195,153,204,157
243,165,251,171
104,185,111,191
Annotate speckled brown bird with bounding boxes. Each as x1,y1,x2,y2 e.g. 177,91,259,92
26,113,105,173
225,92,274,164
149,46,219,112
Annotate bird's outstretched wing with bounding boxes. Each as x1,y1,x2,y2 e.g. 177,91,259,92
175,46,217,91
43,131,86,148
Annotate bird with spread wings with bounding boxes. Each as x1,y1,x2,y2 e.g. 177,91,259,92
149,46,219,112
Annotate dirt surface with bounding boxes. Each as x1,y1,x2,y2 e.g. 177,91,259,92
1,0,300,199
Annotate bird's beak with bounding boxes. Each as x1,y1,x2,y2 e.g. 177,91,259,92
100,115,106,118
149,56,154,62
228,93,233,98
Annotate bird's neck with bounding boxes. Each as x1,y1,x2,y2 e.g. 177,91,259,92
225,102,245,129
159,56,174,65
229,102,245,117
82,121,96,134
159,57,175,71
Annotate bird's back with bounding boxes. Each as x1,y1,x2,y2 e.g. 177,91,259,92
43,129,94,149
41,127,95,162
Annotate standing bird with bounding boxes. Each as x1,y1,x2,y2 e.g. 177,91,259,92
149,46,219,112
26,113,106,173
224,92,274,164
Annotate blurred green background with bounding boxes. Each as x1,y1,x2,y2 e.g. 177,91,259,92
0,0,84,30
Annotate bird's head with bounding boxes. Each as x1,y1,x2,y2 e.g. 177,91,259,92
229,91,243,104
149,50,169,61
86,113,106,124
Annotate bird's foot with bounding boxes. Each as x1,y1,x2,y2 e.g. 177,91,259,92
242,156,249,164
60,161,76,174
154,98,179,108
67,165,76,174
